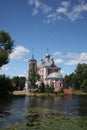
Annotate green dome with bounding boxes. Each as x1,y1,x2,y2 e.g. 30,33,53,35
46,72,63,80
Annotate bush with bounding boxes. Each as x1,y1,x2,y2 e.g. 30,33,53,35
0,74,13,95
39,82,45,93
45,84,54,93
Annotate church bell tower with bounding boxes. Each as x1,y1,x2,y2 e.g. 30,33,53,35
28,54,37,73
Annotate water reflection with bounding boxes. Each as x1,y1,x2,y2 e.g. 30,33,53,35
0,95,87,128
0,96,26,128
25,95,87,117
78,95,87,117
0,97,12,118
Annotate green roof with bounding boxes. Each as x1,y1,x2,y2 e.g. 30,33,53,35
46,72,63,80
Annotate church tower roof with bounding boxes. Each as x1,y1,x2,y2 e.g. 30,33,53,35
29,54,36,62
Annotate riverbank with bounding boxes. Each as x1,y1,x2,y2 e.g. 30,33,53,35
12,90,87,96
13,90,28,95
72,90,87,95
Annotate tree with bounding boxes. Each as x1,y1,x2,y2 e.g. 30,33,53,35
64,63,87,90
0,75,13,95
11,76,26,90
29,68,40,91
80,79,87,92
11,76,20,90
0,30,14,67
19,77,26,90
75,63,87,89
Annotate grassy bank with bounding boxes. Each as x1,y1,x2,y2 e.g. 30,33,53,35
11,90,87,97
26,90,87,97
72,90,87,95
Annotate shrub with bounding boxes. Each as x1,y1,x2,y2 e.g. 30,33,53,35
45,84,54,93
39,82,45,93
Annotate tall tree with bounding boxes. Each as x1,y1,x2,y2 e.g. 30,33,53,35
75,63,87,89
19,77,26,90
0,30,14,67
29,68,40,91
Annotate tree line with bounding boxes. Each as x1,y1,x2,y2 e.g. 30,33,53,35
64,63,87,91
0,75,26,95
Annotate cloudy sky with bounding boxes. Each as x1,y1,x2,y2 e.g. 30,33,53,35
0,0,87,77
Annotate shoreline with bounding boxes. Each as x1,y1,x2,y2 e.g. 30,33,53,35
12,90,87,96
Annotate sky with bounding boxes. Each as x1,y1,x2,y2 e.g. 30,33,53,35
0,0,87,78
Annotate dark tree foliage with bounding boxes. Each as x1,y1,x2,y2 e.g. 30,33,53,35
11,76,26,90
0,75,13,95
39,82,45,93
0,30,14,67
64,63,87,90
80,79,87,91
19,77,26,90
75,63,87,88
0,50,9,67
64,73,78,89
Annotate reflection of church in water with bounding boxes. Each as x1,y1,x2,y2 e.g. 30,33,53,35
28,53,64,92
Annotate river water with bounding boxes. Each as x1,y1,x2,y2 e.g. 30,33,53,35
0,95,87,128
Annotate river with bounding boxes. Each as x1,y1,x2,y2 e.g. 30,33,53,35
0,95,87,128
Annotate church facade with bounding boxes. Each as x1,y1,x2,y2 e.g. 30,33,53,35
28,53,64,92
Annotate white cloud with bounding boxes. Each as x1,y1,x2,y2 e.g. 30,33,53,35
42,4,52,14
10,45,29,60
53,51,62,57
28,0,34,5
67,2,87,21
32,8,39,15
1,65,9,71
53,51,87,66
28,0,87,23
56,1,87,21
56,1,70,14
61,69,66,77
65,52,87,65
61,1,70,8
65,60,78,66
79,52,87,62
66,52,79,59
57,7,67,13
28,0,52,16
45,13,57,23
55,59,64,64
56,1,70,16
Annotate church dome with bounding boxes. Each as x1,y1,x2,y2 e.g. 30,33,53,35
45,54,50,58
46,72,63,80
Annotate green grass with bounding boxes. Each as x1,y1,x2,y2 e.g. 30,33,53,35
72,90,87,95
26,90,87,97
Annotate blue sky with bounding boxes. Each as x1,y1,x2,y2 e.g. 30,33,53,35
0,0,87,78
